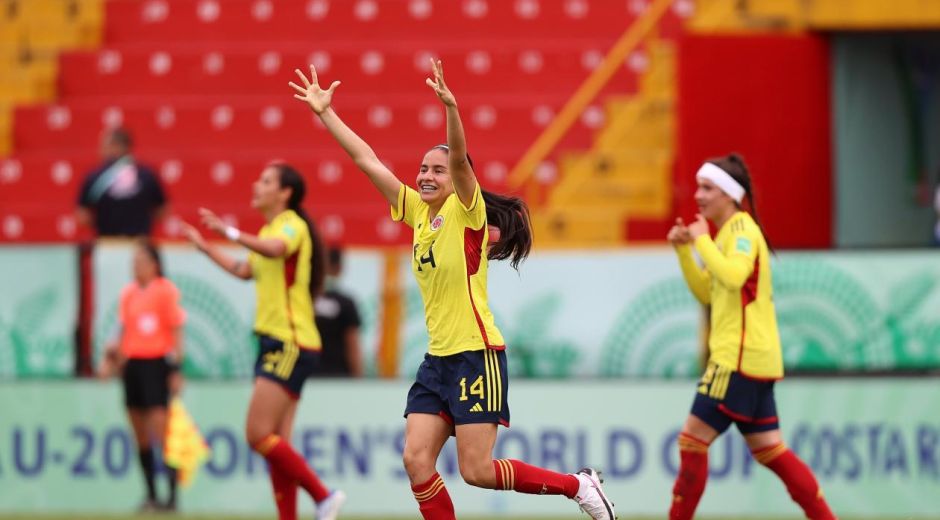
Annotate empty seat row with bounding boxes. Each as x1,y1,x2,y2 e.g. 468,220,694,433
104,0,654,43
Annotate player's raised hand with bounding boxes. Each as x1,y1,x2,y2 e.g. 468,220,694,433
181,222,207,250
688,214,710,239
290,64,341,114
425,59,456,107
197,207,226,235
667,217,692,246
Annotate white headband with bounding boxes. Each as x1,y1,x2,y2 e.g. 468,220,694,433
696,162,745,203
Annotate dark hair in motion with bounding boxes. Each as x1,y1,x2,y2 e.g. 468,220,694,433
271,162,327,296
707,153,773,252
431,145,532,270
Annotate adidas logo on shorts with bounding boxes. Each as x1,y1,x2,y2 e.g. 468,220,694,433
469,403,483,412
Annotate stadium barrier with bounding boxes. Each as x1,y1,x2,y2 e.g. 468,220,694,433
0,379,937,516
1,244,939,377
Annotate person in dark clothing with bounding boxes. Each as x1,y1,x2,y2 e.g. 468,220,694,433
76,127,167,236
313,247,363,377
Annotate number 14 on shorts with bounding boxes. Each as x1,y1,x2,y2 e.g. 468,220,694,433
459,375,484,401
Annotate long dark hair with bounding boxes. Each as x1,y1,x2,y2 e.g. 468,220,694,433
271,163,327,297
707,153,773,252
431,145,533,270
136,238,164,277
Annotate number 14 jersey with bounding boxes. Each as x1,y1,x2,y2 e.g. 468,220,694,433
392,182,505,356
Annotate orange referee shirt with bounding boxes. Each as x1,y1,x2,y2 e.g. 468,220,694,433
119,277,186,359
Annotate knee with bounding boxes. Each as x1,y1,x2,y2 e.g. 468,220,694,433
459,459,495,489
245,423,272,451
402,448,436,482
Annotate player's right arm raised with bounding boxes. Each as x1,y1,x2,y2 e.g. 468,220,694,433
290,65,401,206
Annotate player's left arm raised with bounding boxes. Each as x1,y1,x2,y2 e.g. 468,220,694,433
426,59,477,208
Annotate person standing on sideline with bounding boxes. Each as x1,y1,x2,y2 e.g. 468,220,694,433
666,154,837,520
291,60,616,520
182,163,345,520
313,246,364,377
76,127,167,237
98,239,185,512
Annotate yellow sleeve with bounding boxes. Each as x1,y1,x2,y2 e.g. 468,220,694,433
455,181,486,229
390,184,421,229
693,228,757,289
270,217,305,255
676,244,711,305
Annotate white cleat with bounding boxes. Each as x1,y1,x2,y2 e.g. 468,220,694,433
572,468,616,520
316,489,346,520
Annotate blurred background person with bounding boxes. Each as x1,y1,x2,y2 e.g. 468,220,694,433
934,183,940,245
313,246,364,377
76,127,167,237
97,239,185,512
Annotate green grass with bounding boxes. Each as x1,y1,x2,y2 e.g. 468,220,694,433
0,514,940,520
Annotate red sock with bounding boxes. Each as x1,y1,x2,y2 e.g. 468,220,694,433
269,466,297,520
254,435,329,503
755,443,837,520
669,433,710,520
411,472,456,520
493,459,580,498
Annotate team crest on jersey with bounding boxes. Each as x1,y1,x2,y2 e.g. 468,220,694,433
431,215,444,231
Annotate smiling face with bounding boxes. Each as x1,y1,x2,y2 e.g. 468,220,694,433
694,177,737,223
251,166,289,212
416,148,455,207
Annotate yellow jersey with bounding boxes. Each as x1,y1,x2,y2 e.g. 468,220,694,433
249,209,321,350
391,182,505,356
676,211,783,379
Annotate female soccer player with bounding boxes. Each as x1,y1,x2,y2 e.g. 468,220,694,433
182,164,345,520
290,61,615,520
99,239,185,512
666,154,837,520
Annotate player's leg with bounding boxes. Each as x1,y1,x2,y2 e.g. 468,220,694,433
670,362,732,520
669,414,721,520
268,400,299,520
403,353,458,520
247,380,332,504
403,413,455,520
740,383,837,520
451,350,614,520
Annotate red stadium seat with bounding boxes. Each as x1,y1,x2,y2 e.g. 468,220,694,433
2,0,694,243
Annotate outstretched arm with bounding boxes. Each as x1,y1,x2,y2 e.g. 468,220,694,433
290,65,401,206
182,222,252,280
426,59,477,208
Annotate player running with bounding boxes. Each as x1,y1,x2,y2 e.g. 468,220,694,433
290,60,616,520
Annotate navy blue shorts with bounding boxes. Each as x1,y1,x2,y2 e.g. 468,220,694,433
690,362,779,435
405,349,510,429
254,335,320,399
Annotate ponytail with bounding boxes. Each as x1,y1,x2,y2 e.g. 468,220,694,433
483,189,532,270
709,153,774,253
273,163,327,297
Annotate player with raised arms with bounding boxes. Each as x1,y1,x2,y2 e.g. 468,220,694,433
290,60,616,520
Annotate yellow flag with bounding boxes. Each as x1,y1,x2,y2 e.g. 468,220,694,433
164,398,211,488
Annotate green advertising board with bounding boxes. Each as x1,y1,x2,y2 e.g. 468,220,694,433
0,246,76,377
